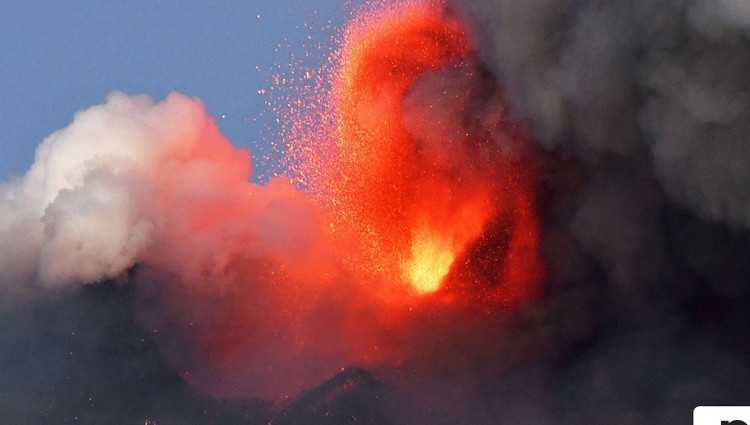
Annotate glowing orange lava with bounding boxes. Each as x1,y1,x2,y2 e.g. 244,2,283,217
403,228,454,294
289,0,544,303
294,1,474,293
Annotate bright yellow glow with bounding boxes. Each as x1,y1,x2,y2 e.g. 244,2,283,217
403,230,455,294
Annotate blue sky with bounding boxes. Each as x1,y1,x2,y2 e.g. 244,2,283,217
0,0,351,180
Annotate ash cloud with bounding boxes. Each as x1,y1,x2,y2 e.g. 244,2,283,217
456,0,750,228
425,0,750,423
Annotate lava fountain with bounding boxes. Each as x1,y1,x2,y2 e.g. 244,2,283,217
289,0,543,303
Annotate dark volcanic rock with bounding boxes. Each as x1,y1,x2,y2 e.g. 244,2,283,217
272,367,397,425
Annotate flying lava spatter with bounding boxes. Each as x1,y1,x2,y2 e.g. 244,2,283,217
288,0,544,303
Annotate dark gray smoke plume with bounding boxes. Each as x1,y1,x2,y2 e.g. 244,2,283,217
439,0,750,423
457,0,750,228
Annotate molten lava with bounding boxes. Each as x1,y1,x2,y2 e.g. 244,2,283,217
291,0,543,301
292,1,480,295
403,229,454,294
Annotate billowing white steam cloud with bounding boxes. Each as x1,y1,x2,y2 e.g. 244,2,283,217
0,92,319,299
1,92,174,292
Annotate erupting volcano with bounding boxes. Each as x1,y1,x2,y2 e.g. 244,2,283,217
0,0,546,405
6,0,750,422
